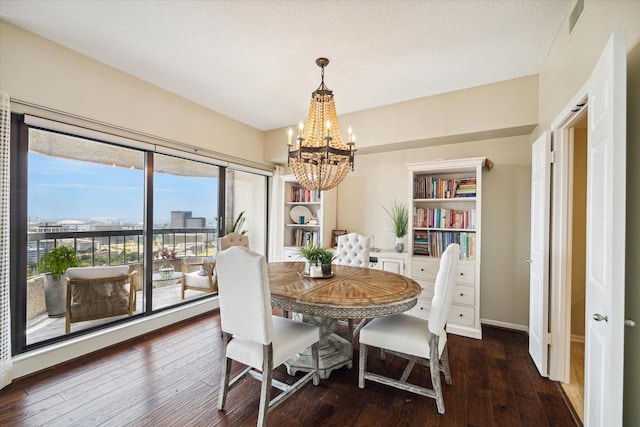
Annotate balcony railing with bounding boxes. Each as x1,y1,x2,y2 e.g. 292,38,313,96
27,228,218,276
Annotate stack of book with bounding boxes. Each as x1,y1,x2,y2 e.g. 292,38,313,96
413,176,477,199
295,229,320,247
290,187,321,203
413,230,475,260
454,177,476,198
413,207,476,229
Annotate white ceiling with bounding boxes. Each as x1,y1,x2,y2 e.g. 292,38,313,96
0,0,572,131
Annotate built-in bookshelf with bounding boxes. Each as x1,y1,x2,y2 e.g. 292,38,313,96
407,157,489,340
281,175,336,261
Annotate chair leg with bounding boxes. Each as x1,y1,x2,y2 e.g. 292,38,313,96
311,342,320,385
358,343,367,388
217,359,232,410
218,333,232,410
441,343,452,385
429,335,445,414
257,344,274,427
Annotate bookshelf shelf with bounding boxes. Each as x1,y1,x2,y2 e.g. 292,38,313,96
281,175,336,260
407,157,488,340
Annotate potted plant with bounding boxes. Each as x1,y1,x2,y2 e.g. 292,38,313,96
156,247,178,278
298,245,321,275
316,247,336,276
226,211,247,235
38,246,78,317
298,245,335,276
383,199,409,253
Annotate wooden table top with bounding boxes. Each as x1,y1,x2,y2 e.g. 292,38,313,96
268,262,421,319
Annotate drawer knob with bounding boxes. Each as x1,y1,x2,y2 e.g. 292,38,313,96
460,272,464,276
420,307,424,310
459,314,463,317
460,293,464,296
420,268,424,271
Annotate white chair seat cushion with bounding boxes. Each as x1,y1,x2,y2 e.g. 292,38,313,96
359,313,447,358
227,316,319,369
66,265,130,279
184,271,211,289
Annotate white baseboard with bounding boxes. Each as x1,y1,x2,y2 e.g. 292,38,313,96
480,318,528,333
12,297,219,380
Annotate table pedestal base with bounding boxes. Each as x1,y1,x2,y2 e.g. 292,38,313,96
285,315,352,379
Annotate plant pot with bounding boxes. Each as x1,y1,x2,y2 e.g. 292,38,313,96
394,237,405,253
44,273,66,318
321,264,332,276
159,264,175,279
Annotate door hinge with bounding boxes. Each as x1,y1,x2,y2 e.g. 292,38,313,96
546,333,553,345
549,151,556,164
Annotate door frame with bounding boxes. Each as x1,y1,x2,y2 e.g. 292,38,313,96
548,87,589,383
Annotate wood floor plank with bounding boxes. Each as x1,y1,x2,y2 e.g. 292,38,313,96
0,313,577,426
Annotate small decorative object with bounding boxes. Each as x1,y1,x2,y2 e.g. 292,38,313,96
383,199,408,253
159,264,175,279
298,245,335,277
310,265,323,277
331,229,347,248
308,216,318,225
156,246,178,278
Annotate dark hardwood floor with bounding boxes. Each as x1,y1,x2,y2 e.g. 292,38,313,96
0,310,577,426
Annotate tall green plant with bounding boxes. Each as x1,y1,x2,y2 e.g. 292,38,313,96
383,199,408,238
38,246,78,279
226,211,247,235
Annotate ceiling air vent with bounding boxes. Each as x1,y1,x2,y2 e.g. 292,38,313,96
569,0,584,35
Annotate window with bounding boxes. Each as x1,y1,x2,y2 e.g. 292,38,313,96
12,115,270,354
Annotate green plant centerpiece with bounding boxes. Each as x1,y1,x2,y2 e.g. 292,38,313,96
298,245,335,276
38,246,78,317
383,199,409,253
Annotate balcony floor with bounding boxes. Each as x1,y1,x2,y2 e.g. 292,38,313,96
26,284,211,344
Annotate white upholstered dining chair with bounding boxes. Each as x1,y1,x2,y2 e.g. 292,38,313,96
215,246,320,427
358,243,460,415
334,232,371,267
334,232,371,338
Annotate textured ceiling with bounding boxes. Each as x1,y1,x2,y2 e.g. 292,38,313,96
0,0,572,131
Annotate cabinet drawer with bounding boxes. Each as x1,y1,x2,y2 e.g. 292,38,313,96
456,264,476,285
283,249,302,261
411,298,431,319
447,304,475,327
415,280,435,300
453,284,475,306
411,259,439,280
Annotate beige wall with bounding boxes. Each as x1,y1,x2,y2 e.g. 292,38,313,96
0,20,267,166
535,1,640,425
264,75,538,163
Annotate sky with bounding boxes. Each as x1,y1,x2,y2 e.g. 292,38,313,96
28,153,218,225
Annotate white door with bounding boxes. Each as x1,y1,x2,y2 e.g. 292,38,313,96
529,131,551,376
584,29,626,427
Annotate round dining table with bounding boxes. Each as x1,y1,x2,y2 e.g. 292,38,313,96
268,262,421,379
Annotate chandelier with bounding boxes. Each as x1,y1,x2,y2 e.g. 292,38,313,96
287,57,356,191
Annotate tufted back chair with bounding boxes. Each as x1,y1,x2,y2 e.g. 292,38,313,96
334,233,371,268
218,232,250,251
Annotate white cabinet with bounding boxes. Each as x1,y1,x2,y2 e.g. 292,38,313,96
369,251,409,276
281,175,336,258
406,157,488,339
